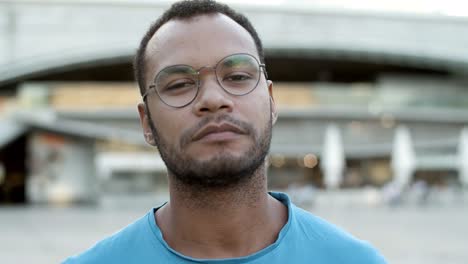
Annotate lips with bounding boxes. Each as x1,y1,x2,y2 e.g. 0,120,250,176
192,123,246,142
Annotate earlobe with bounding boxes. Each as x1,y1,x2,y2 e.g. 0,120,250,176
271,97,278,125
137,103,157,146
145,132,156,145
267,80,278,125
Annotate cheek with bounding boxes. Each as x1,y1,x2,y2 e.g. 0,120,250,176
240,93,271,127
150,108,187,143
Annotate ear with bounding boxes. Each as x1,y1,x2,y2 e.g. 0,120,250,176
267,80,278,125
137,103,157,146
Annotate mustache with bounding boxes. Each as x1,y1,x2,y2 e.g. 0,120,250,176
180,114,255,148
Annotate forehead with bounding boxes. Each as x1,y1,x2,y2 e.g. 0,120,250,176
144,13,259,80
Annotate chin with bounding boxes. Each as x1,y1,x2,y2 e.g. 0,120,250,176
195,150,245,164
189,141,249,158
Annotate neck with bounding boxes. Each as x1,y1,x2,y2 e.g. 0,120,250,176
155,163,288,259
171,163,267,210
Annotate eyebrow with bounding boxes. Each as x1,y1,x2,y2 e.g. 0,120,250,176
163,65,196,75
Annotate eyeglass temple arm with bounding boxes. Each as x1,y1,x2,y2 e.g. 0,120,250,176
142,84,156,100
260,64,268,80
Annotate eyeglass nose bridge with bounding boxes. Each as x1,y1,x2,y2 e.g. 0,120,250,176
194,65,224,93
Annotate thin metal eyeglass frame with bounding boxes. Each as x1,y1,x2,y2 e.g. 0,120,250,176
142,53,268,108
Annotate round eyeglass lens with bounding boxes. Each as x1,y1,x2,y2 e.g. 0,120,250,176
216,54,261,96
155,65,198,107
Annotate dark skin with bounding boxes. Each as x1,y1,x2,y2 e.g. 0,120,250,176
137,14,287,259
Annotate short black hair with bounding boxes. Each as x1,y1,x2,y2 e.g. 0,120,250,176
134,0,265,96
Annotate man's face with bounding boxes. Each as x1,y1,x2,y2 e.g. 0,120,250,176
138,14,276,188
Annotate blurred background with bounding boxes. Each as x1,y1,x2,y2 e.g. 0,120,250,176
0,0,467,263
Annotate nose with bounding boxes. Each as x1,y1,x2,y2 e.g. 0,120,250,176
192,74,234,116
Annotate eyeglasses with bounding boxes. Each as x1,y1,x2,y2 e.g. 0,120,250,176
142,53,267,108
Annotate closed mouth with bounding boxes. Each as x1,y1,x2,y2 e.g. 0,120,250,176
192,122,246,141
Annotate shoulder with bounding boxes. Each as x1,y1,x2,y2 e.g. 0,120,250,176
291,205,353,241
290,205,388,263
62,211,155,264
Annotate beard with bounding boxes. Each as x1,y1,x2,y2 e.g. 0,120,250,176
146,105,272,189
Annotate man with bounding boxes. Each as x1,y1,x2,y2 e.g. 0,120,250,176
65,0,387,263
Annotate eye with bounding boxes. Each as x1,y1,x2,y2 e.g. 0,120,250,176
224,73,252,82
164,80,196,92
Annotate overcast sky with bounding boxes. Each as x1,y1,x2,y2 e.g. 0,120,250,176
223,0,468,17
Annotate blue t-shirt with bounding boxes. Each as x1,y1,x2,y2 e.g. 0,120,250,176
64,192,387,263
